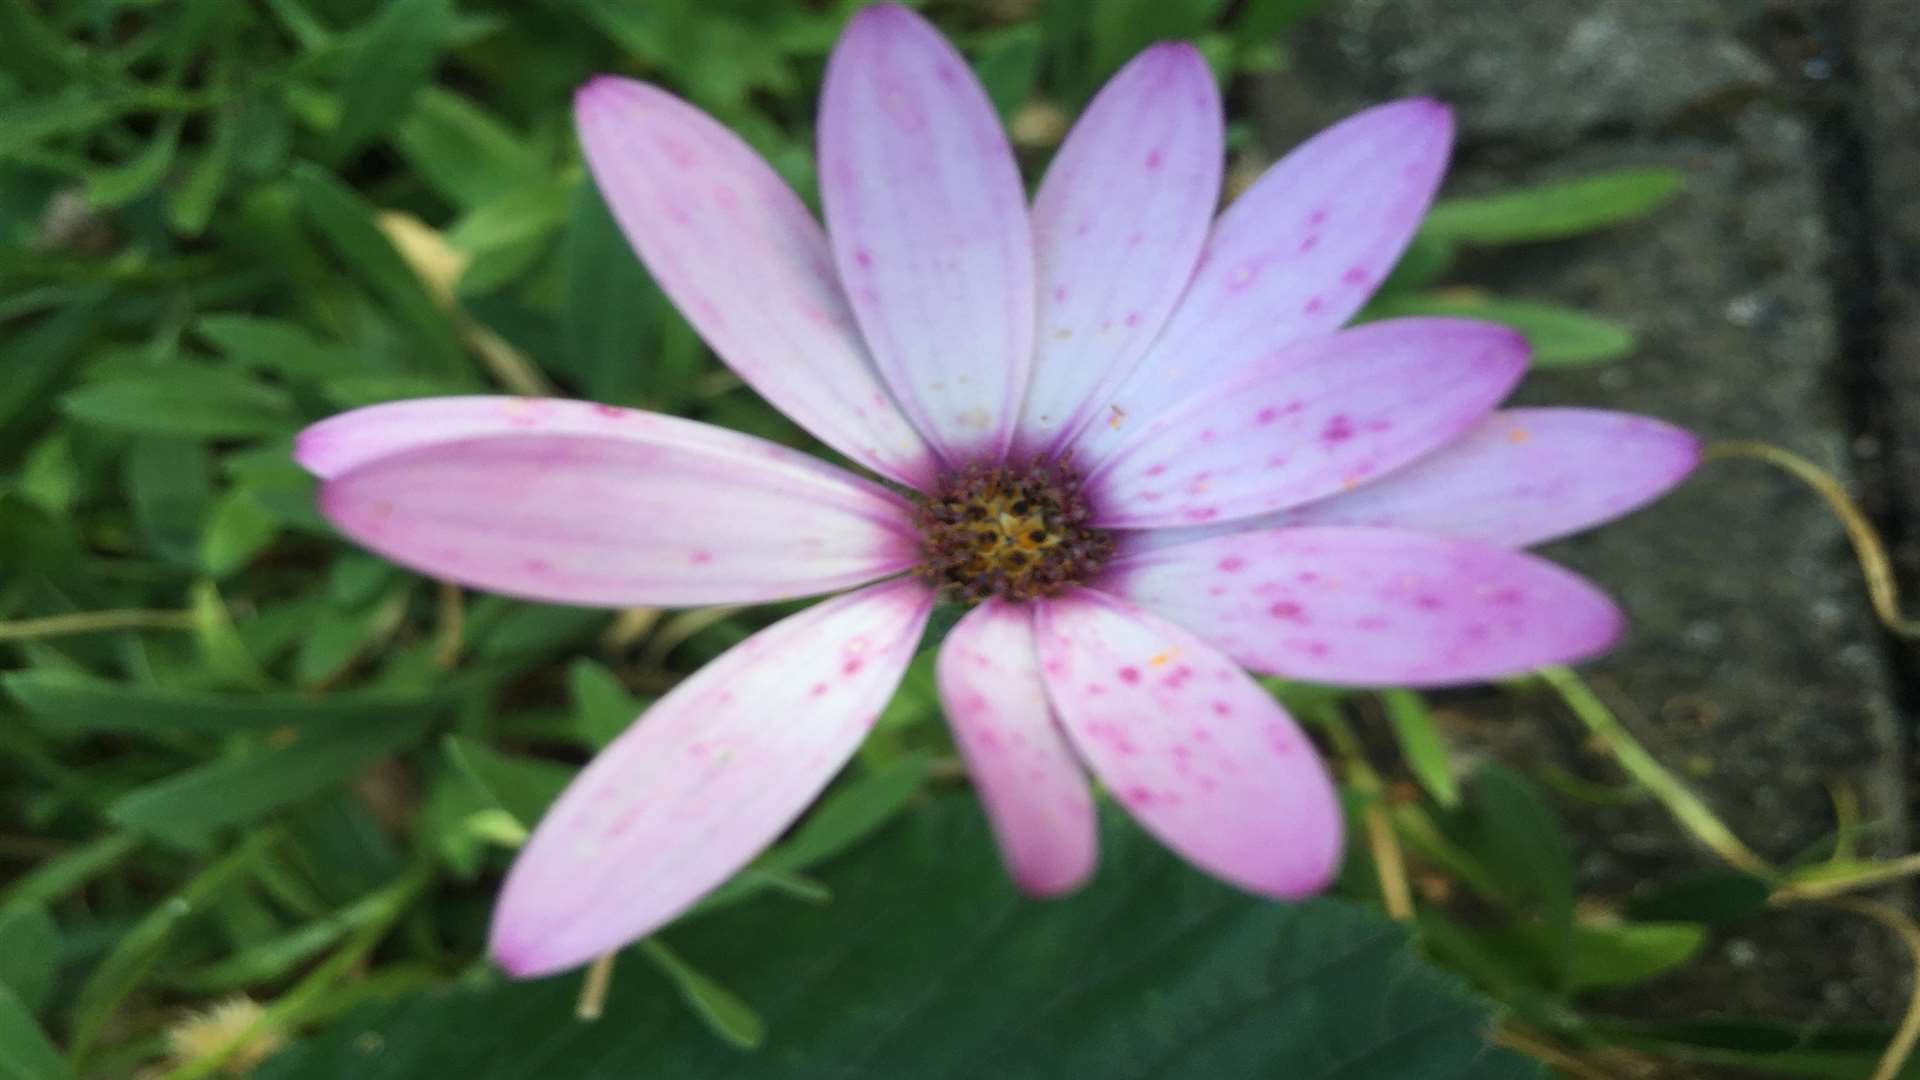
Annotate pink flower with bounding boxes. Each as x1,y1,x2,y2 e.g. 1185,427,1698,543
294,4,1698,979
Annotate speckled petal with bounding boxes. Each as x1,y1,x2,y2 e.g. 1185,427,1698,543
575,76,937,490
1085,319,1528,528
1034,590,1342,899
1065,99,1453,459
819,3,1034,466
490,579,933,979
310,401,918,608
1105,527,1624,687
1124,408,1701,554
937,600,1098,897
1013,42,1223,459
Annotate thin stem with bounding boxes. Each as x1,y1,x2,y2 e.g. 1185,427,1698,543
0,609,193,642
1538,666,1772,878
1828,897,1920,1080
1706,441,1920,638
576,954,617,1021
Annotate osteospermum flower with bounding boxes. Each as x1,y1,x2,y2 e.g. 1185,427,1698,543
294,4,1699,979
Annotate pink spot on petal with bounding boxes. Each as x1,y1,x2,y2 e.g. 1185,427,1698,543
689,550,713,565
1218,556,1246,573
1118,666,1142,685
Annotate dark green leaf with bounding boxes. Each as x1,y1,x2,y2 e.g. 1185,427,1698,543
0,907,59,1013
258,801,1541,1079
560,181,660,402
1452,764,1576,987
0,982,68,1080
5,669,461,736
107,711,433,849
64,370,295,438
1626,870,1771,927
328,0,454,160
1567,921,1707,991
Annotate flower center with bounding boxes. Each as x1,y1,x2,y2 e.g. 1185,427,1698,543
912,458,1113,604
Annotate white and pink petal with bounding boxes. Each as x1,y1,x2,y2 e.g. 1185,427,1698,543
1065,99,1454,459
1035,590,1343,899
1120,408,1701,554
1085,319,1528,528
1014,43,1222,459
1104,527,1624,687
310,402,918,608
490,579,934,978
936,600,1097,897
819,3,1035,467
575,76,938,490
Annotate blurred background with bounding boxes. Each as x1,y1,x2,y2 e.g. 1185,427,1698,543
2,1,1917,1077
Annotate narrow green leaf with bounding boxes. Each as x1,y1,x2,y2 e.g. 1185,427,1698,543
393,87,545,209
0,833,140,913
194,314,356,383
1380,689,1459,808
327,0,454,160
200,488,282,578
64,370,295,438
1452,764,1576,988
5,669,460,736
638,939,766,1051
1421,167,1685,245
442,736,574,827
125,436,212,565
975,25,1044,116
88,117,184,209
1568,921,1708,991
289,162,471,381
1371,292,1636,367
169,103,237,236
559,181,659,402
0,907,59,1013
566,659,641,749
1627,870,1771,926
447,176,574,256
107,712,432,850
0,982,69,1080
189,580,276,690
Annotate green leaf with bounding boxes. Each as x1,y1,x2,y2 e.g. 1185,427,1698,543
975,25,1044,116
1370,293,1635,367
1380,690,1459,808
442,736,574,828
0,907,59,1013
0,982,69,1080
259,801,1541,1078
88,117,183,209
125,436,212,564
194,314,357,383
1567,921,1707,991
1626,870,1771,927
200,488,283,577
567,659,641,749
447,176,574,256
1421,168,1685,246
189,579,276,690
63,370,295,438
638,939,765,1051
560,181,661,403
168,103,236,236
327,0,454,160
289,162,471,381
393,87,546,209
107,711,433,850
4,669,461,736
1451,764,1576,987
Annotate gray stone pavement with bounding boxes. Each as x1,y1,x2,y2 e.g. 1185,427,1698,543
1254,0,1918,1047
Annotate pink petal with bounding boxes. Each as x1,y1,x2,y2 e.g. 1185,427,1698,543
1013,43,1223,459
1034,590,1342,899
575,76,937,490
936,600,1097,897
1085,319,1528,528
312,403,918,607
490,579,933,978
1127,408,1701,554
819,3,1034,466
1064,99,1454,458
1104,527,1624,687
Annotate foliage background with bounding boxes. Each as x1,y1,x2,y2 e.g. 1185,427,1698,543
0,1,1912,1077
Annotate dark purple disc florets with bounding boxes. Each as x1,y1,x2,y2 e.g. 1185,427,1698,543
912,457,1114,604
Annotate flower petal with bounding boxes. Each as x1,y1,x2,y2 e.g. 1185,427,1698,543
1064,99,1453,457
490,579,933,978
1034,590,1342,899
819,3,1034,466
1013,43,1223,459
1085,319,1528,528
936,600,1097,897
312,402,918,607
575,76,937,490
1127,408,1702,554
1105,527,1624,687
